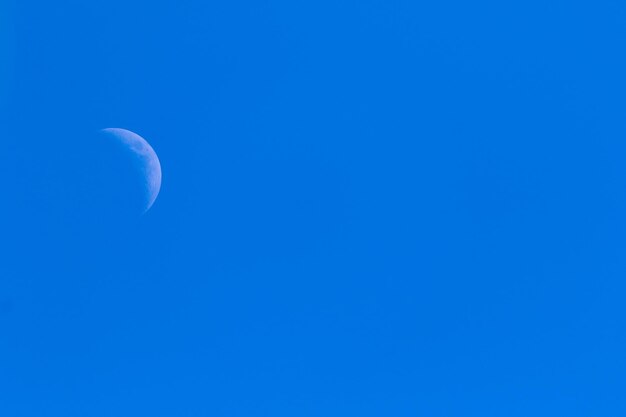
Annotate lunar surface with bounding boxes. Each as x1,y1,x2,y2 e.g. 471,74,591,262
99,128,162,214
74,128,164,218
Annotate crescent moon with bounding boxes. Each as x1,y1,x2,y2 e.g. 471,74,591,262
100,128,162,214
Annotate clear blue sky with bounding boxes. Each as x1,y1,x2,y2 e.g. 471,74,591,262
1,0,626,415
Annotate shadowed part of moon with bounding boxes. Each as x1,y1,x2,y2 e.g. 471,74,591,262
99,128,162,214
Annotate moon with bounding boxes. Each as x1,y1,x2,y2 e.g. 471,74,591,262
98,128,162,214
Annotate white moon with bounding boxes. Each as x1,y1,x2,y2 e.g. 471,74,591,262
100,128,162,214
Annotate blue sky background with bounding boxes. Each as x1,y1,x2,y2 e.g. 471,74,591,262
1,0,626,416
